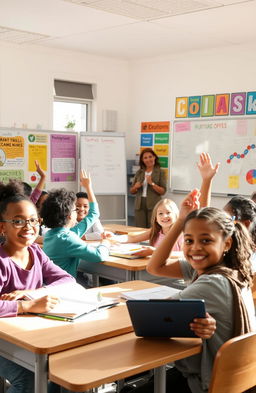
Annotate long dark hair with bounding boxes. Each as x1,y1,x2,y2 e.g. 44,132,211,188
139,148,160,169
224,196,256,245
184,207,254,285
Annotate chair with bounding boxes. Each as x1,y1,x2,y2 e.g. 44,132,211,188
208,332,256,393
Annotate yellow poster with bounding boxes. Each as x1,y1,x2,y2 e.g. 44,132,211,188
28,145,47,171
228,175,239,189
0,136,24,166
154,145,169,156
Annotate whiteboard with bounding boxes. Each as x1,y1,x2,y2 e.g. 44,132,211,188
80,133,127,194
171,118,256,195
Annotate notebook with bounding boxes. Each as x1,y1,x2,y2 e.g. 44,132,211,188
109,243,145,259
24,283,119,321
126,299,206,338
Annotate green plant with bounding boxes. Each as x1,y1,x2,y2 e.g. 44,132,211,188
65,120,76,129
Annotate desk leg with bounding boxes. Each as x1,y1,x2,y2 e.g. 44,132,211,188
92,274,99,287
154,366,166,393
125,270,135,281
35,354,48,393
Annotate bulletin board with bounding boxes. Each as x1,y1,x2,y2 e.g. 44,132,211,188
171,118,256,195
0,127,78,190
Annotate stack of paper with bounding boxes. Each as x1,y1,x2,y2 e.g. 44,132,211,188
110,243,144,259
120,285,181,300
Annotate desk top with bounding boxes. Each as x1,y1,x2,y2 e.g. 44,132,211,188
49,332,202,391
0,280,159,355
103,255,150,271
104,224,145,234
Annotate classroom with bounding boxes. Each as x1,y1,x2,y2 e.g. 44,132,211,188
0,1,256,393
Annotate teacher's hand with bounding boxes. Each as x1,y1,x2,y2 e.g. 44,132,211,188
145,175,153,184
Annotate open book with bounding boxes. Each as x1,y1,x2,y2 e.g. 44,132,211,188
24,283,119,321
110,243,145,259
120,285,181,300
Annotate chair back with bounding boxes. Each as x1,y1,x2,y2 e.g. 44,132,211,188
209,332,256,393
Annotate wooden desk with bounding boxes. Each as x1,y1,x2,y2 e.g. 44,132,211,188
79,253,185,289
104,224,145,234
49,332,202,392
0,280,156,393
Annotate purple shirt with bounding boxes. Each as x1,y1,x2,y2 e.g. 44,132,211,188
0,243,74,317
30,188,42,204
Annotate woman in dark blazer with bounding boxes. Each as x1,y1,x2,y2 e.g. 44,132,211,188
130,148,166,228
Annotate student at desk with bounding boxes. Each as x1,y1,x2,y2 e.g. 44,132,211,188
133,189,256,393
0,180,75,393
41,170,111,278
76,191,104,240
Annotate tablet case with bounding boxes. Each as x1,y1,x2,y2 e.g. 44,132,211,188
126,299,206,338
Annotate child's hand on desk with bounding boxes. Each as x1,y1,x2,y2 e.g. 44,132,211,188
190,312,216,339
101,231,115,239
0,289,32,300
133,246,155,258
20,295,60,314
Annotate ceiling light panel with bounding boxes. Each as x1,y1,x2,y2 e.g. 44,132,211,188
86,0,167,19
0,26,49,44
130,0,220,14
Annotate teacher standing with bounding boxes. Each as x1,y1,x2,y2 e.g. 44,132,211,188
130,148,167,228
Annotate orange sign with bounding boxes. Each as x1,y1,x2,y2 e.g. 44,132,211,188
141,121,170,133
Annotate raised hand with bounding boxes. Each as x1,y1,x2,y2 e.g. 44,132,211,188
35,160,46,179
80,169,91,190
197,152,220,181
179,189,200,221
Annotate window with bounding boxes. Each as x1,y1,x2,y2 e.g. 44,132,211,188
53,80,94,132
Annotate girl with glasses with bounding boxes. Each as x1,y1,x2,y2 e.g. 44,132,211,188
0,179,75,392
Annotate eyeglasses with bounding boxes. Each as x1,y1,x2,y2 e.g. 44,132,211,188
0,218,41,228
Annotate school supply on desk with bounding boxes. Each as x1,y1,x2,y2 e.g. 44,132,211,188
109,243,145,259
126,299,206,338
24,283,119,321
120,285,181,300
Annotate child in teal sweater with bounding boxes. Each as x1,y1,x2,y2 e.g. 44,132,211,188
41,171,111,278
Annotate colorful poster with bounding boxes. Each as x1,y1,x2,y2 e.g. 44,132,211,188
0,169,24,183
141,121,169,133
0,136,24,167
140,121,170,180
51,134,77,182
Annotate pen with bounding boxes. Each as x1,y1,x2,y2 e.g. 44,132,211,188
37,314,71,322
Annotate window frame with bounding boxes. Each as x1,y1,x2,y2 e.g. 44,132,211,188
53,96,92,132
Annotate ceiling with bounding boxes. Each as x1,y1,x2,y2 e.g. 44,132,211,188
0,0,255,60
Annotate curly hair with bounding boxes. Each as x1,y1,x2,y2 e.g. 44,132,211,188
224,196,256,245
139,148,160,169
184,207,254,286
76,192,88,199
0,180,30,219
40,188,76,228
149,198,179,246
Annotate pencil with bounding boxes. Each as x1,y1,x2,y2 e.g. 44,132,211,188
37,314,71,322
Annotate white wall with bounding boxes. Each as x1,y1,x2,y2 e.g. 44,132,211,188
0,41,129,133
1,41,256,208
127,42,256,208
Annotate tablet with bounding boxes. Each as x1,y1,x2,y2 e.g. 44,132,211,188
126,299,206,338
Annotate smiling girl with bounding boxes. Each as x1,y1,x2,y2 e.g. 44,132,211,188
0,180,74,392
144,189,256,393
